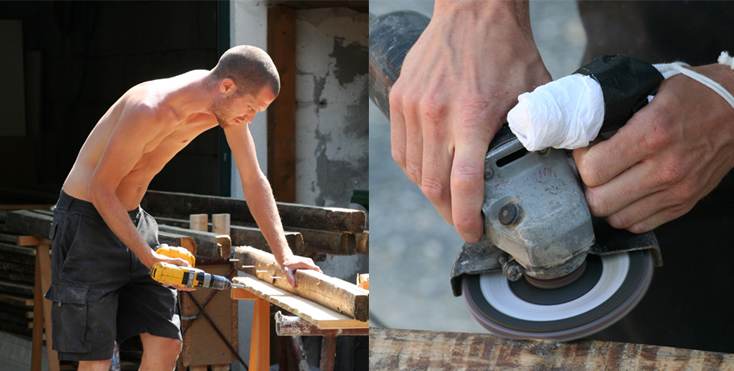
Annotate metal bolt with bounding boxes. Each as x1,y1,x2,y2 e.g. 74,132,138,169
498,204,519,225
484,166,494,179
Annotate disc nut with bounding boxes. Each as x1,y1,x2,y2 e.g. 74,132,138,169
498,204,519,226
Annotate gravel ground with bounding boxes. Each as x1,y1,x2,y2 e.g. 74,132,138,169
369,0,587,332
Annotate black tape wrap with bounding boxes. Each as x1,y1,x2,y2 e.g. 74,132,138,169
575,55,664,133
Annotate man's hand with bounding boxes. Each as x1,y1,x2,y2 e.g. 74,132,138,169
281,255,322,288
143,249,197,291
388,0,551,242
573,63,734,233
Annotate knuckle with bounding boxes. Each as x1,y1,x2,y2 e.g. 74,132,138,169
418,94,448,123
576,157,604,187
421,177,449,203
405,162,422,184
391,146,406,167
585,188,610,216
451,164,484,191
657,161,685,185
641,113,671,152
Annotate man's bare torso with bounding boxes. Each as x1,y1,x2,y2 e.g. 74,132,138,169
63,70,218,210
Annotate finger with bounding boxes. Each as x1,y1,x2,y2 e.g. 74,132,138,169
390,85,408,170
583,159,663,217
284,267,296,288
574,115,651,187
421,115,454,224
403,96,424,185
450,136,489,242
625,203,691,234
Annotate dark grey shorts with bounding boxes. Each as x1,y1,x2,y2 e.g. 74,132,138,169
45,190,181,361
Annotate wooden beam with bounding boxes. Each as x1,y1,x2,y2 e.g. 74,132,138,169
286,226,356,256
369,328,734,370
153,215,305,256
157,231,197,256
355,231,368,255
267,4,297,203
156,225,230,258
5,210,53,239
232,246,368,321
232,275,367,329
141,190,367,233
0,293,33,307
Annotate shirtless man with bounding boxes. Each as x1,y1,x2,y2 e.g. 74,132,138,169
46,45,322,370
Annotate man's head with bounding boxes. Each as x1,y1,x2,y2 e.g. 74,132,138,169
209,46,279,128
211,45,280,98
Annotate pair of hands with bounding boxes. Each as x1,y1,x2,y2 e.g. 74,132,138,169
389,1,734,242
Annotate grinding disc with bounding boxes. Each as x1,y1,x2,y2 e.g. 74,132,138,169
462,250,653,341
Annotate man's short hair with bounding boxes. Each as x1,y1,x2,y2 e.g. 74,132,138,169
211,45,280,97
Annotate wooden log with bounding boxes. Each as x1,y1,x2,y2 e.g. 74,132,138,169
274,312,368,337
286,226,355,256
141,190,367,234
0,293,33,307
369,328,734,370
153,216,305,256
355,231,368,255
5,210,53,239
157,231,197,256
232,246,368,322
156,225,229,258
0,241,37,256
0,261,35,274
0,279,34,296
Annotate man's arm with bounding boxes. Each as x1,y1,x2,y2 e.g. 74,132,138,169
573,63,734,232
224,123,322,287
88,102,189,269
388,0,551,242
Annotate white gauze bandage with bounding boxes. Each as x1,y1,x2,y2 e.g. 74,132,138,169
508,74,605,151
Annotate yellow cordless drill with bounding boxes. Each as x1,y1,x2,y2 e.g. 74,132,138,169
149,245,244,290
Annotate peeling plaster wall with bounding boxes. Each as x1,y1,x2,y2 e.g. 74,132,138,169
295,8,369,210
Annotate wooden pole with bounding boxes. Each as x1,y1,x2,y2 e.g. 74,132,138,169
370,328,734,370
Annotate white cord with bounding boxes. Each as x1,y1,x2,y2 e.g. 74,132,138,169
654,55,734,111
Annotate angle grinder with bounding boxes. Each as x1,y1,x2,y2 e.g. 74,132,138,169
370,11,663,341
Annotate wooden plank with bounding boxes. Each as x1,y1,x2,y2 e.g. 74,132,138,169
0,251,36,266
190,214,208,232
156,225,229,258
141,190,367,234
0,293,33,307
212,214,230,235
5,210,53,239
369,328,734,370
232,275,367,330
233,246,368,321
153,215,304,256
356,231,368,255
157,231,197,256
267,4,297,203
0,204,54,210
0,268,35,283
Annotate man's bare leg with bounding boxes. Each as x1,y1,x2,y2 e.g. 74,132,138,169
139,332,182,371
77,359,112,371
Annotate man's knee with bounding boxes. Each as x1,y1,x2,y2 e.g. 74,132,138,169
141,333,182,355
77,359,112,371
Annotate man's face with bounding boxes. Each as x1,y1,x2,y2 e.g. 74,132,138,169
210,86,276,128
